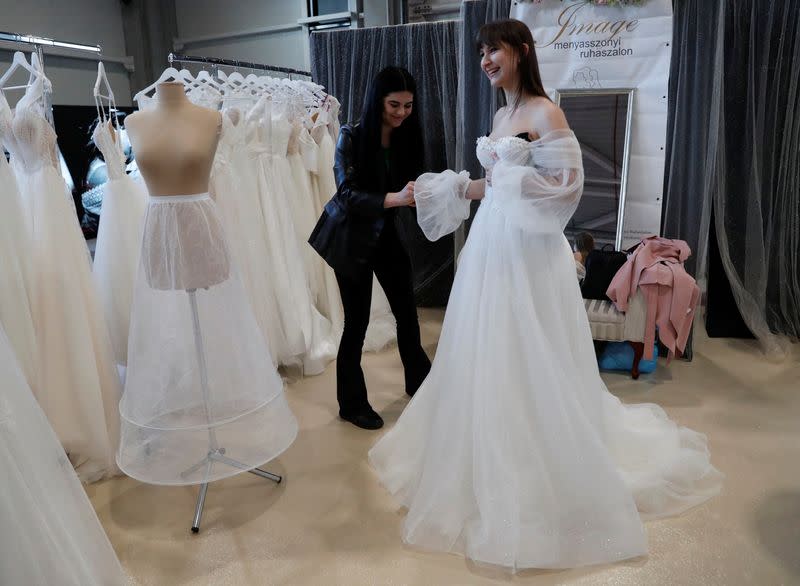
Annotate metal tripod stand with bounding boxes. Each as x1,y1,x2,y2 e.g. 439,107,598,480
181,288,282,533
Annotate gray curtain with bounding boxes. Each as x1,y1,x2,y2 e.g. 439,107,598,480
455,0,513,248
120,0,178,97
310,21,460,306
662,0,800,358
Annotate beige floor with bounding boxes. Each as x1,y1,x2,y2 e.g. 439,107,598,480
88,309,800,586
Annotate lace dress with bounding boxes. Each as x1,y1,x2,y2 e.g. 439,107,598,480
92,121,147,366
369,131,723,571
0,79,121,483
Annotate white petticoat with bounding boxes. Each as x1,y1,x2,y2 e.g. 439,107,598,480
119,193,298,485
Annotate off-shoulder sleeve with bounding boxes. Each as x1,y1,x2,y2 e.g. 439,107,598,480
413,170,471,241
491,130,584,233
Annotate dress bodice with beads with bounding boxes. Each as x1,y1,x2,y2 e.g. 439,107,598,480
92,122,127,181
476,132,533,172
0,80,59,174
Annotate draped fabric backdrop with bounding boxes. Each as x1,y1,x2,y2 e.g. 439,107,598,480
310,22,459,306
455,0,514,250
662,0,800,358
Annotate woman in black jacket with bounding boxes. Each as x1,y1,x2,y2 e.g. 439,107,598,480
309,67,431,430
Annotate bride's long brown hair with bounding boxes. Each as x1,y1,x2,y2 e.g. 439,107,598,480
476,19,549,110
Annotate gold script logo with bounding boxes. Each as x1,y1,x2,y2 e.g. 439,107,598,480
537,1,640,48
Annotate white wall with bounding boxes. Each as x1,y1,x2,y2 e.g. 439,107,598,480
174,0,311,73
0,0,132,106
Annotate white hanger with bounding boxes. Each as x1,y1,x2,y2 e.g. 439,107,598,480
133,66,185,105
194,69,223,92
93,61,118,123
0,51,44,91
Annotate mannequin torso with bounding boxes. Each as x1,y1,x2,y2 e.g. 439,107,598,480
125,82,221,196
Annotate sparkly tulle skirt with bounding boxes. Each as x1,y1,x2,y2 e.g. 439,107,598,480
369,190,723,571
118,194,298,485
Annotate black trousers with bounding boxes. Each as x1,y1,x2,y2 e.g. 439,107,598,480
334,223,431,415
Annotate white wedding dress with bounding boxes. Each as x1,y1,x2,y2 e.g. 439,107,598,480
0,324,127,585
92,121,147,366
210,107,288,367
369,131,723,571
0,79,121,483
0,133,37,391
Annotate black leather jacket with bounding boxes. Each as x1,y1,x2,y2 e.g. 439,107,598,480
309,124,405,277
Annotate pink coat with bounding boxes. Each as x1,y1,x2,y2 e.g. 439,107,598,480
607,236,700,361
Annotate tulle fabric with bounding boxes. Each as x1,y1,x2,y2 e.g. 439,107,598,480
92,122,147,365
0,326,128,586
212,108,288,367
413,169,471,241
369,131,722,571
0,154,38,390
269,108,336,375
119,194,298,485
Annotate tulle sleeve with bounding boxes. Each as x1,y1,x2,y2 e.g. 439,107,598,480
491,129,584,234
414,169,471,241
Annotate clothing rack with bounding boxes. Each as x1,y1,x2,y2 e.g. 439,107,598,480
167,53,312,78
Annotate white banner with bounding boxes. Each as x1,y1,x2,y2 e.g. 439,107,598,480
510,0,672,247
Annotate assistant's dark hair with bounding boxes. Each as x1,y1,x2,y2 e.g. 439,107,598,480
476,19,549,110
356,66,424,189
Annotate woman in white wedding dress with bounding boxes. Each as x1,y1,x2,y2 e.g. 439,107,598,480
0,324,127,585
369,19,723,571
0,74,121,483
92,119,148,367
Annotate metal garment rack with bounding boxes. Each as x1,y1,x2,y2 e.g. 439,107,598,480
0,31,104,126
168,52,312,78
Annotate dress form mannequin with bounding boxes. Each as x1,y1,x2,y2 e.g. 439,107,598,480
125,82,221,195
119,82,297,531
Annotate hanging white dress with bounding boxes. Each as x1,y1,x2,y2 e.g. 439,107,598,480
119,188,298,485
287,115,326,303
210,107,287,367
369,131,723,571
271,101,336,374
0,324,127,586
92,121,147,366
0,127,38,391
0,79,121,483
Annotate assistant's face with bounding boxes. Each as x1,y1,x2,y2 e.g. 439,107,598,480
382,91,414,128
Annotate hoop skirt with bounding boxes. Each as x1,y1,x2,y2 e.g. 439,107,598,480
118,193,298,485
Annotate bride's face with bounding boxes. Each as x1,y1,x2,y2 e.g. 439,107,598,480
480,42,519,90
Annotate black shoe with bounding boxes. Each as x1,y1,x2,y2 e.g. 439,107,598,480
339,410,384,430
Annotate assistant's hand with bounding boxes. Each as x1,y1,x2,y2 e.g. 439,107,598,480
384,181,416,208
